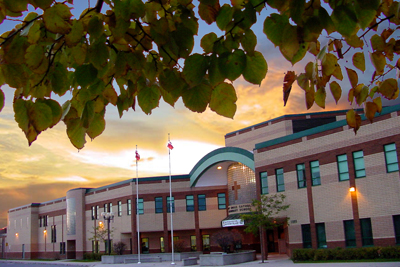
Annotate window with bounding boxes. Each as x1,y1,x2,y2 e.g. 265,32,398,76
137,198,144,214
160,237,165,253
353,150,366,178
217,193,226,209
109,203,113,213
384,143,399,173
337,154,349,181
91,206,95,220
92,240,99,253
39,216,42,227
105,239,113,254
393,215,400,245
190,236,196,251
310,160,321,186
202,234,210,251
96,205,100,219
343,220,356,247
51,225,56,243
141,238,149,253
296,164,306,188
117,201,122,216
316,223,327,248
60,242,66,254
260,171,269,194
127,199,132,215
186,195,194,212
44,215,48,227
167,197,175,213
155,197,163,213
198,194,206,211
275,168,285,192
301,224,312,248
360,218,373,246
104,203,108,213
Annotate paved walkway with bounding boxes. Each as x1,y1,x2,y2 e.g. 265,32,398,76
2,254,400,267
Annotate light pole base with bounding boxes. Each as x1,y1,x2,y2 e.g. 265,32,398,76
171,262,176,265
137,262,141,264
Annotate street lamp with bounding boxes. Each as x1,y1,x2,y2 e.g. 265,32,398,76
101,211,114,255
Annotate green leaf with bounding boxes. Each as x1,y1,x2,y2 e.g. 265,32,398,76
171,25,194,58
138,84,161,114
369,51,386,75
30,0,53,9
4,34,28,64
331,5,358,37
75,64,98,88
66,20,84,47
0,89,4,112
14,99,30,133
38,99,62,128
209,82,237,118
81,100,95,128
43,3,72,34
329,81,342,104
319,7,335,34
289,0,305,25
201,32,218,54
88,40,109,69
209,55,225,86
241,29,257,54
352,52,365,72
219,50,246,81
243,51,268,85
263,14,288,47
51,63,70,96
370,34,385,52
87,111,106,140
279,24,307,64
315,87,326,108
216,4,234,31
25,44,45,69
4,0,28,13
30,101,53,132
2,64,28,88
183,54,209,87
321,53,338,76
182,83,212,113
66,118,86,149
71,44,87,66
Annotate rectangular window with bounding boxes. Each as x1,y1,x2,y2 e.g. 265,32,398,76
60,242,66,255
92,240,99,253
137,198,144,214
217,193,226,209
337,154,350,181
96,205,100,219
275,168,285,192
198,194,206,211
384,143,399,173
91,206,95,220
51,225,56,243
167,197,175,213
202,234,210,251
260,171,269,194
117,201,122,216
155,197,163,213
104,203,108,213
316,223,327,248
296,164,306,188
301,224,312,248
109,203,113,213
343,220,356,247
127,199,132,215
45,215,49,227
190,236,196,251
160,237,165,253
186,195,194,212
141,237,149,253
393,215,400,245
39,216,42,227
353,150,366,178
310,160,321,186
360,218,373,246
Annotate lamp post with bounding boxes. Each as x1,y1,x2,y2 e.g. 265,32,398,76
101,211,114,255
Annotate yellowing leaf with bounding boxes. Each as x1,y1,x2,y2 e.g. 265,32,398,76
43,3,72,34
364,101,378,123
352,52,365,72
209,82,237,118
321,53,338,76
305,85,314,109
369,51,386,75
315,87,326,108
283,71,296,106
346,67,358,89
379,78,399,100
346,109,361,134
332,65,343,80
370,34,385,52
199,2,220,25
329,81,341,104
0,89,4,112
66,20,84,47
345,35,364,48
355,84,369,105
4,0,28,13
373,97,382,113
25,44,45,69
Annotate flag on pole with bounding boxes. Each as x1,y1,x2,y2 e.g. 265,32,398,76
135,150,140,161
167,141,173,150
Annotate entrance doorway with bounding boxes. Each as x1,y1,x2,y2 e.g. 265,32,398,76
67,240,76,259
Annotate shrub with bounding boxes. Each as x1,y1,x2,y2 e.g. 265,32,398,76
113,241,127,255
83,252,103,261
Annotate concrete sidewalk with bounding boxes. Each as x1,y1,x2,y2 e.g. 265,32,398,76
2,254,400,267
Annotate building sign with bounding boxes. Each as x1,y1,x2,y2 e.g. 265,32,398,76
228,203,252,215
222,219,244,227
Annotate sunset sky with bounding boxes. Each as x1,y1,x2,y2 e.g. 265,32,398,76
0,1,398,228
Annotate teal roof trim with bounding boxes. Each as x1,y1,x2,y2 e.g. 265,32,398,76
189,147,254,187
255,104,400,150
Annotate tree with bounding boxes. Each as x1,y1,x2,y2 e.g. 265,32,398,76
89,224,114,253
0,0,399,149
241,194,290,262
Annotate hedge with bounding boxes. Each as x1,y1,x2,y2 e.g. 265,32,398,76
292,246,400,261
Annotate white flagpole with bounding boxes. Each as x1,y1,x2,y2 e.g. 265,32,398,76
168,134,175,265
136,145,141,264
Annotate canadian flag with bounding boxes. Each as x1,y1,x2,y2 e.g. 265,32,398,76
135,150,140,161
167,141,173,150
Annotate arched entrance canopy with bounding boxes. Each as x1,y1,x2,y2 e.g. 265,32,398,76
189,147,254,187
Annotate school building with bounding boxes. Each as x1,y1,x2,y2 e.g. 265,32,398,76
2,104,400,259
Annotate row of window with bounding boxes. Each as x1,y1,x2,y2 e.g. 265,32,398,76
260,143,399,194
91,193,227,219
38,215,49,227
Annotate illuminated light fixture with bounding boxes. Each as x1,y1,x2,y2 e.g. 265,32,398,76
43,230,47,234
15,233,18,237
99,221,104,227
349,186,356,192
217,166,222,170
